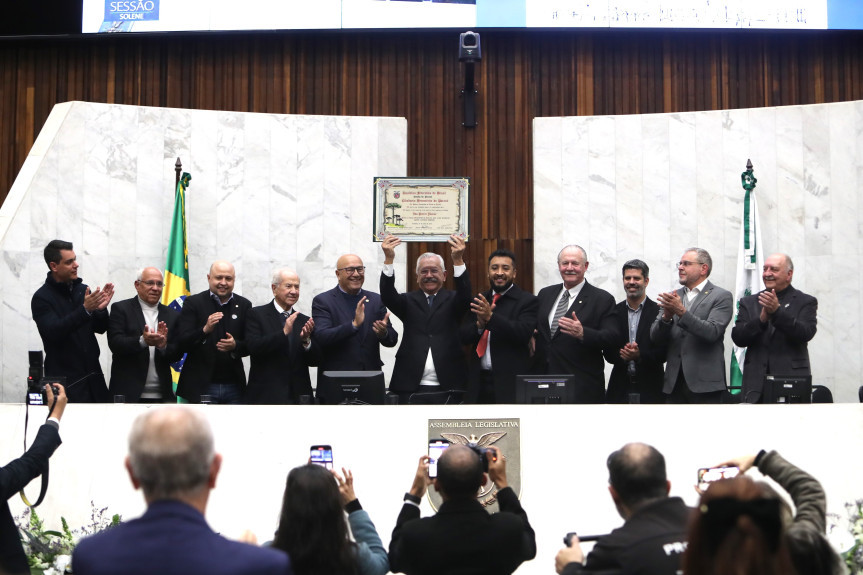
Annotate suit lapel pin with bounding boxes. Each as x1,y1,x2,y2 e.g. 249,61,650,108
784,303,790,308
232,314,238,319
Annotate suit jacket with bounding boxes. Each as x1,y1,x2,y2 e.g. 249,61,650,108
388,487,536,575
71,500,291,575
534,281,617,403
380,270,472,393
311,287,397,377
603,297,667,404
175,290,252,403
730,285,817,402
461,285,539,403
107,297,182,402
560,497,690,575
650,280,733,394
31,272,110,402
245,301,321,404
1,422,61,575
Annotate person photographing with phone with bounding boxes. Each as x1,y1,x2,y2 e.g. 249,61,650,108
1,383,66,575
389,445,536,575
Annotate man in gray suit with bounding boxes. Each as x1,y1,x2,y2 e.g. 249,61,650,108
650,247,732,403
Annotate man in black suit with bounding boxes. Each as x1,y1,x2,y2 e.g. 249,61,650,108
108,267,182,403
555,443,689,575
312,253,397,378
1,384,66,575
31,239,115,402
246,268,319,404
731,253,818,403
175,261,252,404
603,260,667,404
534,245,616,403
389,445,536,575
380,234,472,404
461,249,538,403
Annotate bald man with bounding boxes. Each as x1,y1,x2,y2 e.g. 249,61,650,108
246,268,320,404
175,261,252,404
108,267,183,403
312,254,397,383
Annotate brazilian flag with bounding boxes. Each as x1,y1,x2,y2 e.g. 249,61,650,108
163,172,192,398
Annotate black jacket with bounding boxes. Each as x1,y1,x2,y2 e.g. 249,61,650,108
603,298,667,404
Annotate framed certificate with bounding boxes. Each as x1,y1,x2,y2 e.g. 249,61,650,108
373,177,470,242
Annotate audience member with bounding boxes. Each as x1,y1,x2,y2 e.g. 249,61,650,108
272,465,387,575
72,407,290,575
107,267,182,403
555,442,689,575
1,384,66,575
380,234,472,403
246,268,319,404
683,475,795,575
31,239,114,402
388,445,535,575
175,261,252,404
461,249,538,403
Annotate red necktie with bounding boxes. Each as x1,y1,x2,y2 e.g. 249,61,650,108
476,293,501,357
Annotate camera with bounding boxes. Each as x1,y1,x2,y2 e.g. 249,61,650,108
458,31,481,63
26,351,61,406
468,444,492,472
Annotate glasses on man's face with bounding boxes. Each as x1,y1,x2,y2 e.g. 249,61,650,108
139,280,164,287
337,266,366,275
676,261,699,268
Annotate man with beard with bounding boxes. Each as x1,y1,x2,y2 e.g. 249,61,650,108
380,234,471,404
534,245,616,403
603,260,667,404
731,253,817,403
461,249,538,403
651,247,733,403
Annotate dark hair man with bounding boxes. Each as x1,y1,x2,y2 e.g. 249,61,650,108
72,407,291,575
731,253,817,403
0,384,66,575
389,445,535,575
603,260,667,403
31,239,115,402
461,249,538,403
651,247,733,403
555,443,689,575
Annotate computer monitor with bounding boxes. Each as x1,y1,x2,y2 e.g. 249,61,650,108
762,375,812,404
515,374,575,404
317,371,386,405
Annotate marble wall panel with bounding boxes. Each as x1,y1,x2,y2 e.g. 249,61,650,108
0,102,407,402
535,101,863,402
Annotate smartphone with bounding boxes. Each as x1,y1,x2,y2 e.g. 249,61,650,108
697,465,740,489
310,445,334,470
428,439,450,478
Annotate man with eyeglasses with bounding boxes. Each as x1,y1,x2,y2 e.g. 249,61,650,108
312,254,398,383
107,267,182,403
650,248,733,403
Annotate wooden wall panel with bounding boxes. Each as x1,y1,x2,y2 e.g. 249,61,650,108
1,30,862,293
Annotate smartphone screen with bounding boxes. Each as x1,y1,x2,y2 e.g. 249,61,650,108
310,445,334,470
697,465,740,489
428,439,450,478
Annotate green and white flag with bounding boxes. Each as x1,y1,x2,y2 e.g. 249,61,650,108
730,161,764,393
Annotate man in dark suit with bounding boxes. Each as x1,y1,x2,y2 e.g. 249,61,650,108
554,443,689,575
72,406,291,575
534,245,617,403
31,239,114,402
603,260,667,404
651,247,733,404
461,249,538,403
731,253,817,403
107,267,182,403
1,384,65,575
389,445,535,575
246,268,319,404
380,234,472,403
175,261,252,404
312,253,397,378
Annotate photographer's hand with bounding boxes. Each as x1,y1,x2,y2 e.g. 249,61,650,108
555,536,585,573
410,455,432,498
45,383,67,421
333,467,358,506
487,446,508,490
